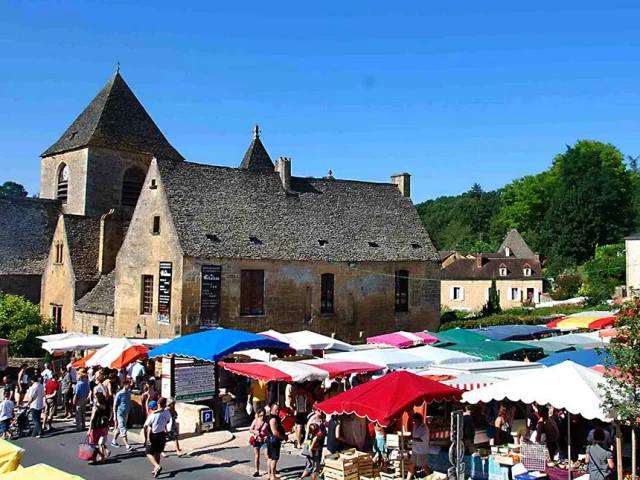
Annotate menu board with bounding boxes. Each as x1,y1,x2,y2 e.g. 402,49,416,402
158,261,172,325
200,265,222,330
174,360,216,402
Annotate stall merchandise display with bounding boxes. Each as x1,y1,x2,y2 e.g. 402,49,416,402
324,453,360,480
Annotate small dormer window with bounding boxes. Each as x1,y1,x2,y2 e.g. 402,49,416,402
505,247,511,257
319,240,328,246
411,243,422,249
499,265,508,277
206,234,221,243
368,242,379,248
523,266,532,277
249,236,262,245
152,216,161,235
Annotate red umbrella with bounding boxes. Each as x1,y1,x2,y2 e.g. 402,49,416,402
111,345,148,369
315,370,463,426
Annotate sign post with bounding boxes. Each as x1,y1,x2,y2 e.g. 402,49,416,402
448,410,465,480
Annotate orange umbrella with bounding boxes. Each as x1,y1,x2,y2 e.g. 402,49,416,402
73,350,97,368
111,345,148,369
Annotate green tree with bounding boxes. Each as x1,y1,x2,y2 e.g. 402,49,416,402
600,300,640,479
0,181,28,198
579,243,625,305
0,292,55,357
482,278,502,316
543,140,634,265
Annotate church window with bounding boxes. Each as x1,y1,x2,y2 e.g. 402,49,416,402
50,304,62,332
321,273,334,313
141,275,154,314
54,242,64,264
395,270,409,312
57,163,69,204
152,216,161,235
122,167,146,207
240,270,264,315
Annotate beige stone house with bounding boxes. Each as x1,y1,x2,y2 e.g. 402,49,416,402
0,71,441,341
440,230,543,311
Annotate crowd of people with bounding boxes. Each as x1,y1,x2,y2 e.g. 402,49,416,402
0,358,185,478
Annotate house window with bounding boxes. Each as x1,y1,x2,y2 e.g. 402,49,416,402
92,326,100,335
510,287,521,301
451,286,464,301
395,270,409,312
152,216,161,235
499,267,508,277
523,267,532,277
57,163,69,204
240,270,264,315
122,167,146,207
321,273,335,313
54,242,64,264
141,275,154,314
50,304,62,333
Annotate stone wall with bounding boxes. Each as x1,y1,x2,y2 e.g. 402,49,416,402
73,312,115,337
40,149,88,216
177,258,440,343
113,160,183,339
85,146,152,218
441,279,544,311
0,275,42,304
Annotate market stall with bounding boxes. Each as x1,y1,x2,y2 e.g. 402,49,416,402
219,360,329,383
299,358,384,378
546,311,617,330
471,325,559,341
463,361,614,480
516,340,576,355
405,345,481,365
284,330,355,352
85,337,149,369
258,329,314,356
433,329,489,346
444,340,544,361
42,335,169,354
326,348,432,370
423,360,545,381
366,331,439,348
0,463,84,479
538,349,613,368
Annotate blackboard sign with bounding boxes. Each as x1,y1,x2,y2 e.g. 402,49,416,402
200,264,221,329
158,261,172,325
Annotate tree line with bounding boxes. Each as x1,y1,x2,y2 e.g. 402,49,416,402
417,140,638,295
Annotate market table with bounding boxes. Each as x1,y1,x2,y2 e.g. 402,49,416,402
429,451,491,480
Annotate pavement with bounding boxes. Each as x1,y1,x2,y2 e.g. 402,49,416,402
11,417,307,480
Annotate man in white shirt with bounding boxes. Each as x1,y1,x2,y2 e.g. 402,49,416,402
41,362,54,383
27,376,45,438
67,361,77,384
131,360,146,388
144,397,172,477
407,413,430,480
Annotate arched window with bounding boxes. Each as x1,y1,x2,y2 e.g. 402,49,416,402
121,167,146,207
57,163,69,204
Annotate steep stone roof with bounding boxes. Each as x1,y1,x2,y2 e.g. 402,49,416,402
158,159,437,262
42,72,183,161
75,272,115,315
441,255,542,280
498,229,535,258
63,215,101,282
0,197,61,275
238,128,274,172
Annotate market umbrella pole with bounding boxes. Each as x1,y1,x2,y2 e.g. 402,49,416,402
567,415,572,480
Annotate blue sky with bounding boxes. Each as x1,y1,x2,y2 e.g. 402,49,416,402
1,1,640,203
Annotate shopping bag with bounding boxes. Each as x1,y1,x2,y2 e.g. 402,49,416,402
246,402,253,416
78,440,96,461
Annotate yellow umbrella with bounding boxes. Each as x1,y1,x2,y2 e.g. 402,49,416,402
0,439,24,473
0,463,84,479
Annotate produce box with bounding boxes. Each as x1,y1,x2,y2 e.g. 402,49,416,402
324,468,359,480
325,454,359,480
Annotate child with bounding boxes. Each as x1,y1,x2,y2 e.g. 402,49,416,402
0,391,14,440
163,398,185,457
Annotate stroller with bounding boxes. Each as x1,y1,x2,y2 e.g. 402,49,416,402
9,406,31,438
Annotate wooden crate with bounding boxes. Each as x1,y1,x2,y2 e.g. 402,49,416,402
325,455,359,474
324,467,359,480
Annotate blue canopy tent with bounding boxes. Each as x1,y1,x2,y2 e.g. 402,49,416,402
538,348,613,368
471,325,559,341
148,328,289,361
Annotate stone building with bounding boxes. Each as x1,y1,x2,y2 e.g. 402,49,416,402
1,70,441,341
440,230,543,311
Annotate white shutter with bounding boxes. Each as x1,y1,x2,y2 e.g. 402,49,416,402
485,288,490,301
533,288,539,304
460,287,465,301
519,289,523,301
449,287,455,300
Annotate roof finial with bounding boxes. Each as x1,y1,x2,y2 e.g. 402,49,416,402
116,61,121,74
327,169,334,180
253,124,260,139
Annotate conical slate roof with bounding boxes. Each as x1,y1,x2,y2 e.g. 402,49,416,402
498,229,535,258
42,72,183,161
239,125,274,172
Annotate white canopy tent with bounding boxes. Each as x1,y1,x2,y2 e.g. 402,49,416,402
85,338,141,369
37,333,92,343
462,360,613,421
426,360,545,380
407,345,481,365
259,330,314,355
327,348,432,370
285,330,354,352
43,336,169,354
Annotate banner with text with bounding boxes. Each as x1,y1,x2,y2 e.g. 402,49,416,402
200,264,222,330
158,261,172,325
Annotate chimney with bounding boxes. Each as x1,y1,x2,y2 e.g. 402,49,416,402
476,254,483,268
275,157,291,190
391,172,411,198
98,209,124,274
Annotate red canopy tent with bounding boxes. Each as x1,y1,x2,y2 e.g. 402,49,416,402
315,370,463,426
299,359,383,378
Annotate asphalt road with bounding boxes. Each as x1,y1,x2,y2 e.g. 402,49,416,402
12,422,246,480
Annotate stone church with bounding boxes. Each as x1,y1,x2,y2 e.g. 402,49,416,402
0,71,441,342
